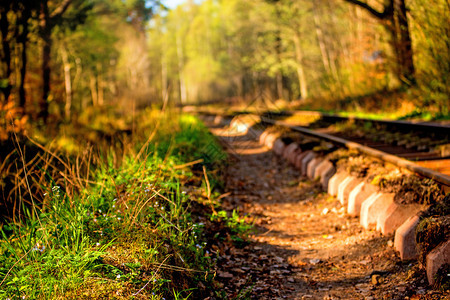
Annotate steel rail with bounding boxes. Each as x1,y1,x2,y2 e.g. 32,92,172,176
194,107,450,134
261,117,450,187
262,110,450,135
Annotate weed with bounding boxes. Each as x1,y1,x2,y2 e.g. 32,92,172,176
0,111,239,299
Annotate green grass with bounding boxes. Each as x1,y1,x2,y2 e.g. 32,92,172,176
0,112,241,299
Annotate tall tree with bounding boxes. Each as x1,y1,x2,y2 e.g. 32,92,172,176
0,1,39,106
17,2,36,109
39,0,92,121
0,2,13,103
342,0,415,84
274,0,313,99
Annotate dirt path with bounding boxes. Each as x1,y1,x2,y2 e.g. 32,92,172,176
209,123,444,300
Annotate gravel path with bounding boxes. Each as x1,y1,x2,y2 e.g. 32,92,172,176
209,123,445,300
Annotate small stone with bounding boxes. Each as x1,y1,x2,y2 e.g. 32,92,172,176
359,259,370,265
371,274,383,285
301,295,313,299
397,286,406,292
387,240,394,247
218,271,233,278
274,256,284,263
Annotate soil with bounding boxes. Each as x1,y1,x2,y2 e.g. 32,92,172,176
207,122,448,300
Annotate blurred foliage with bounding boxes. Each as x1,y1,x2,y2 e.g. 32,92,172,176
0,101,28,141
0,0,448,121
409,0,450,113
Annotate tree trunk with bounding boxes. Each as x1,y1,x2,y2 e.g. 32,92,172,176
293,33,308,99
312,3,331,75
0,8,12,103
343,0,415,85
276,72,284,100
60,45,72,120
19,38,28,109
89,75,98,107
161,54,168,101
313,2,343,97
18,7,31,110
96,63,104,106
38,0,74,121
40,0,51,122
392,0,415,84
275,29,284,100
97,73,104,106
176,33,187,105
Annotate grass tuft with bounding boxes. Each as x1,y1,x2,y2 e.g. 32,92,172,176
0,110,243,299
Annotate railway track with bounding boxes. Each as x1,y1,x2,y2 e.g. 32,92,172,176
196,108,450,290
260,111,450,160
195,109,450,187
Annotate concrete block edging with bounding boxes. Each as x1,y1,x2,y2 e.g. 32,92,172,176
244,126,442,279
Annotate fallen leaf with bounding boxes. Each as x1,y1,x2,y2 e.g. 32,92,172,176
218,271,234,278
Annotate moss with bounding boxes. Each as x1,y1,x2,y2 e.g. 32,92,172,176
416,215,450,267
433,263,450,291
428,193,450,217
377,175,444,205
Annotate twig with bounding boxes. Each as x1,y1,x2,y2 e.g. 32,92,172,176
0,248,32,287
203,166,216,214
132,255,171,296
129,191,158,227
153,189,176,207
217,192,231,200
158,212,182,233
147,262,206,273
173,159,204,169
202,166,211,200
26,135,72,173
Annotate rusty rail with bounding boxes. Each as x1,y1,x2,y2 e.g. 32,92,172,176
261,117,450,187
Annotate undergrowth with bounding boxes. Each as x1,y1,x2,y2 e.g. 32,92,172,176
0,111,244,299
416,194,450,291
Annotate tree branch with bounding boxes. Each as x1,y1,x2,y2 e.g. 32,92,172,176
50,0,73,19
342,0,393,20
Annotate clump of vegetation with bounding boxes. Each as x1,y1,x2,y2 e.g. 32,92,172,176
433,263,450,291
327,149,387,180
327,148,360,166
344,155,385,179
416,215,450,265
0,111,248,299
375,174,444,205
416,194,450,290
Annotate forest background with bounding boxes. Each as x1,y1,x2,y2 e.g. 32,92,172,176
1,0,449,134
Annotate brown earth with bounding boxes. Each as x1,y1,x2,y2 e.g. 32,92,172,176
208,123,448,300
